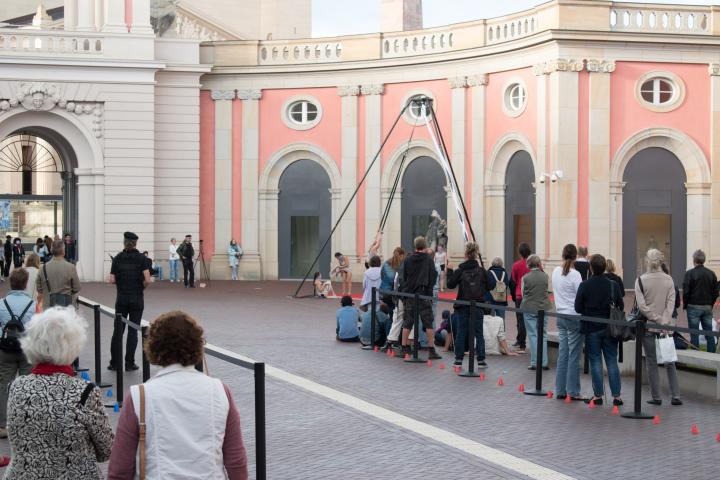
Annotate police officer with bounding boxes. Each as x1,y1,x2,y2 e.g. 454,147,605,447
108,232,151,371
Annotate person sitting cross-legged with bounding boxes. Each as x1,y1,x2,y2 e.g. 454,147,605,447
360,303,390,347
336,296,360,342
483,315,518,356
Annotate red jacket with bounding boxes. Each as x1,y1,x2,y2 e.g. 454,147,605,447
511,258,531,300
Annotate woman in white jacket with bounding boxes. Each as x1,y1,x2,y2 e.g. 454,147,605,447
228,239,243,280
168,238,180,283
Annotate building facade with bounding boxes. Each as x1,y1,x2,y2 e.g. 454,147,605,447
1,1,719,286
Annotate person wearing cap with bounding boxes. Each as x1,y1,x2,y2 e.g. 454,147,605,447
108,232,151,372
35,239,80,309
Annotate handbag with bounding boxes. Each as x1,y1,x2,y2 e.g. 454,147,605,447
607,279,635,342
43,264,72,307
626,277,647,324
656,335,678,364
138,384,147,480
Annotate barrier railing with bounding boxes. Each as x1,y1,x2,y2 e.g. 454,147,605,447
374,287,720,420
76,297,267,480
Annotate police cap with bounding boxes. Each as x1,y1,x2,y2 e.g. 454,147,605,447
123,231,139,241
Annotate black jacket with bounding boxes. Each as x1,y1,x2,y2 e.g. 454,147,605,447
575,275,624,333
3,240,10,259
447,259,489,312
682,265,719,308
398,251,436,297
486,266,508,305
177,241,195,261
574,259,590,281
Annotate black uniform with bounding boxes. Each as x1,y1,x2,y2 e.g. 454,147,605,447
109,247,148,369
177,241,195,287
3,239,11,277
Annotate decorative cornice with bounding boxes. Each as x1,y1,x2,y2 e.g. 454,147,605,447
586,59,616,73
211,90,236,101
533,58,584,75
448,76,468,89
337,85,360,97
709,64,720,76
237,89,262,101
360,84,384,96
466,74,489,87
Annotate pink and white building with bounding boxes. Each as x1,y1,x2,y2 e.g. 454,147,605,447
2,1,720,286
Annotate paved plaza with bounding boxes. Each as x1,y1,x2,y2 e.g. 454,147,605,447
0,280,718,479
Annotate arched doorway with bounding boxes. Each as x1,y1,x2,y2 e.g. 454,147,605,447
278,159,331,279
400,156,447,251
504,151,535,270
622,147,686,285
0,130,77,249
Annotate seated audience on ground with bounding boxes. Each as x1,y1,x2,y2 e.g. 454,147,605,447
360,255,383,311
434,310,453,351
336,295,360,342
360,303,390,346
483,315,517,356
109,311,248,479
6,307,114,478
313,272,336,298
0,268,37,440
143,251,163,281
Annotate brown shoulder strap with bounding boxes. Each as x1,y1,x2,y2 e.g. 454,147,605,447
138,385,146,480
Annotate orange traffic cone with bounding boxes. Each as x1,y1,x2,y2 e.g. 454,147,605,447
497,376,504,386
611,405,620,415
588,399,596,409
715,433,720,443
479,373,485,381
518,383,525,392
546,391,553,399
691,424,700,435
439,363,445,370
652,415,661,425
564,395,571,404
404,353,410,360
454,366,461,373
426,360,432,368
374,346,379,352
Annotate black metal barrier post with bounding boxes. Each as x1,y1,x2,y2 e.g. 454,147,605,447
405,293,424,363
141,326,150,383
621,320,653,419
93,305,112,388
459,300,479,377
524,310,547,396
108,314,124,408
254,362,267,480
362,287,377,350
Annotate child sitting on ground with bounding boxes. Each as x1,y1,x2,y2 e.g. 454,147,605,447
336,295,360,342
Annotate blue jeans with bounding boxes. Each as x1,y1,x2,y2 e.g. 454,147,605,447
168,259,179,281
453,309,485,362
555,317,583,396
586,329,621,397
687,306,715,353
524,313,548,368
153,266,164,281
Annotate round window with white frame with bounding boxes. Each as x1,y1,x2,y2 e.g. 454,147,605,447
282,96,323,131
401,92,435,126
635,71,685,113
502,80,527,117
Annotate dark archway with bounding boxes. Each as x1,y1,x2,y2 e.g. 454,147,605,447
278,159,331,279
504,151,535,270
622,147,686,285
400,156,447,251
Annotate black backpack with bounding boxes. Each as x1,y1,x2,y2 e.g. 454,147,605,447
0,299,32,353
460,266,486,301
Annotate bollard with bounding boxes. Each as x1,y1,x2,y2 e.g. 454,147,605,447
621,320,653,419
524,310,547,396
93,305,111,388
254,362,267,480
362,287,377,351
405,294,424,363
141,326,150,383
459,300,479,377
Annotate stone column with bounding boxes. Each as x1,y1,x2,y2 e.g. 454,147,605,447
75,168,105,281
76,0,95,31
337,85,360,265
468,74,488,256
447,76,467,260
238,89,262,279
64,0,78,31
687,182,712,268
101,0,126,33
131,0,154,35
709,63,720,269
586,59,615,257
609,181,625,273
361,84,384,268
538,58,583,263
533,65,548,260
210,90,235,279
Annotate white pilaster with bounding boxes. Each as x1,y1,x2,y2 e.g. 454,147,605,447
338,86,360,262
709,64,720,268
609,182,625,272
76,0,95,32
468,74,487,256
484,185,505,262
239,89,262,279
131,0,154,35
586,59,615,257
534,68,548,259
64,0,78,31
447,76,467,260
686,182,712,269
76,168,105,281
102,0,127,33
94,0,104,31
211,90,235,279
361,84,384,258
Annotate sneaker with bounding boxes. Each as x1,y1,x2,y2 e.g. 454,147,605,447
646,399,662,406
542,366,550,371
0,427,8,439
477,360,488,369
516,348,527,354
613,398,624,406
428,349,442,360
107,363,116,371
511,341,520,347
400,345,412,357
125,363,140,371
528,365,536,370
452,360,463,368
671,398,683,406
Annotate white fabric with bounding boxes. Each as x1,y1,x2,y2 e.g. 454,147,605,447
23,266,38,300
168,244,179,261
483,315,505,355
130,364,229,480
551,267,582,315
361,267,382,307
656,336,678,364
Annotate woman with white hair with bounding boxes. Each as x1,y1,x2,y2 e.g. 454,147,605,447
4,307,114,479
635,248,682,406
486,257,509,319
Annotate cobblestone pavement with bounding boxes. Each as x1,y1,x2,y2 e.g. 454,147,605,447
0,280,718,479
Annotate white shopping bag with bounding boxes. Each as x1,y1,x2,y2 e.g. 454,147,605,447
655,335,678,364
